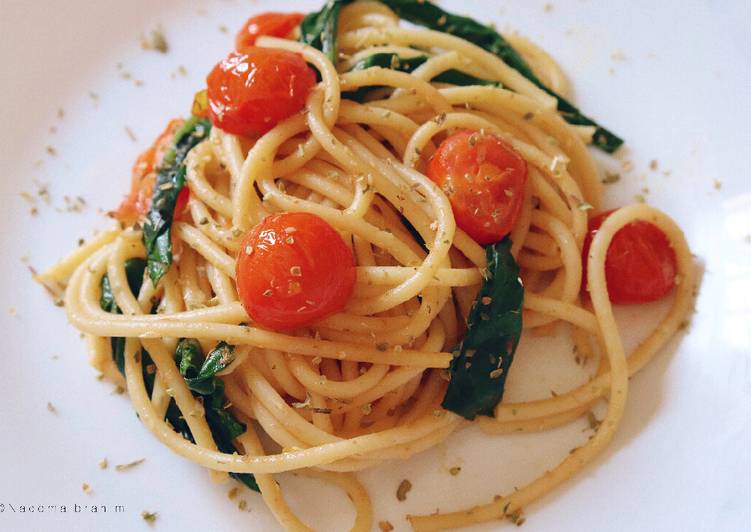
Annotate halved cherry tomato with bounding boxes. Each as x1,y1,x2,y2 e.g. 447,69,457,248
206,48,316,137
426,130,528,245
235,12,305,51
582,209,677,304
235,212,356,331
113,118,183,223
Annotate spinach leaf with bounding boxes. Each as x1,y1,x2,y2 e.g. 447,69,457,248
350,52,429,72
98,285,258,492
161,388,259,492
164,398,193,441
100,268,190,438
100,259,159,398
376,0,623,152
229,470,261,493
346,52,499,101
99,259,162,423
100,257,147,311
205,380,258,491
204,380,246,441
100,274,117,314
142,117,211,287
351,52,500,87
175,338,203,379
441,238,524,420
100,258,147,373
434,69,500,88
301,0,622,152
399,214,428,254
176,340,236,396
300,0,346,63
347,52,426,101
174,339,260,492
229,472,261,492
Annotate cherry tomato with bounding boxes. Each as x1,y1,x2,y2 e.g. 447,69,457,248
206,48,316,137
235,12,305,51
426,130,528,245
582,209,677,304
114,118,183,223
236,212,356,331
174,186,190,221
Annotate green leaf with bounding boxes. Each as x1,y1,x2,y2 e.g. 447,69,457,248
433,69,500,87
176,340,236,395
164,398,193,441
299,0,346,63
99,259,157,396
300,0,622,152
172,339,259,491
100,275,117,314
350,52,429,72
345,52,499,101
202,384,259,493
350,51,499,88
205,380,246,441
176,338,203,378
205,381,258,491
100,258,147,373
142,117,211,287
229,472,261,492
441,238,524,419
99,286,258,491
194,342,236,382
100,258,146,311
376,0,623,152
399,214,428,254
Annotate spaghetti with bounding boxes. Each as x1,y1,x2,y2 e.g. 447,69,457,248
37,2,695,530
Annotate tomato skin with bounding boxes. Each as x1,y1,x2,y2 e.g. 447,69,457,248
582,209,677,304
206,48,316,137
174,187,190,221
235,12,305,51
114,118,183,223
426,130,528,245
236,212,356,331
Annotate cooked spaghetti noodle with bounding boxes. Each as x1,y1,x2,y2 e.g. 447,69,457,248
37,2,694,530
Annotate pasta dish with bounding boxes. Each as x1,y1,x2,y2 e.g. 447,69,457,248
36,1,695,530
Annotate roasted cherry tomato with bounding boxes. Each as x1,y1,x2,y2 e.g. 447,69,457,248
206,48,316,137
235,12,305,51
113,118,183,223
236,212,356,331
174,186,191,221
426,130,527,245
582,209,677,304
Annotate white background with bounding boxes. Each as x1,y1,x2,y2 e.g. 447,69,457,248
1,1,749,531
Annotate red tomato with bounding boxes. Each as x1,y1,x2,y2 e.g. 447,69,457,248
426,130,527,245
236,212,356,331
206,48,316,137
113,118,183,223
235,12,305,51
582,209,677,304
174,187,190,221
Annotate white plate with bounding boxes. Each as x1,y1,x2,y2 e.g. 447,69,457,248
1,1,750,531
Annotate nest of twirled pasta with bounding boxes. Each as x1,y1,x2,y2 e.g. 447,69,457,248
38,2,694,531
